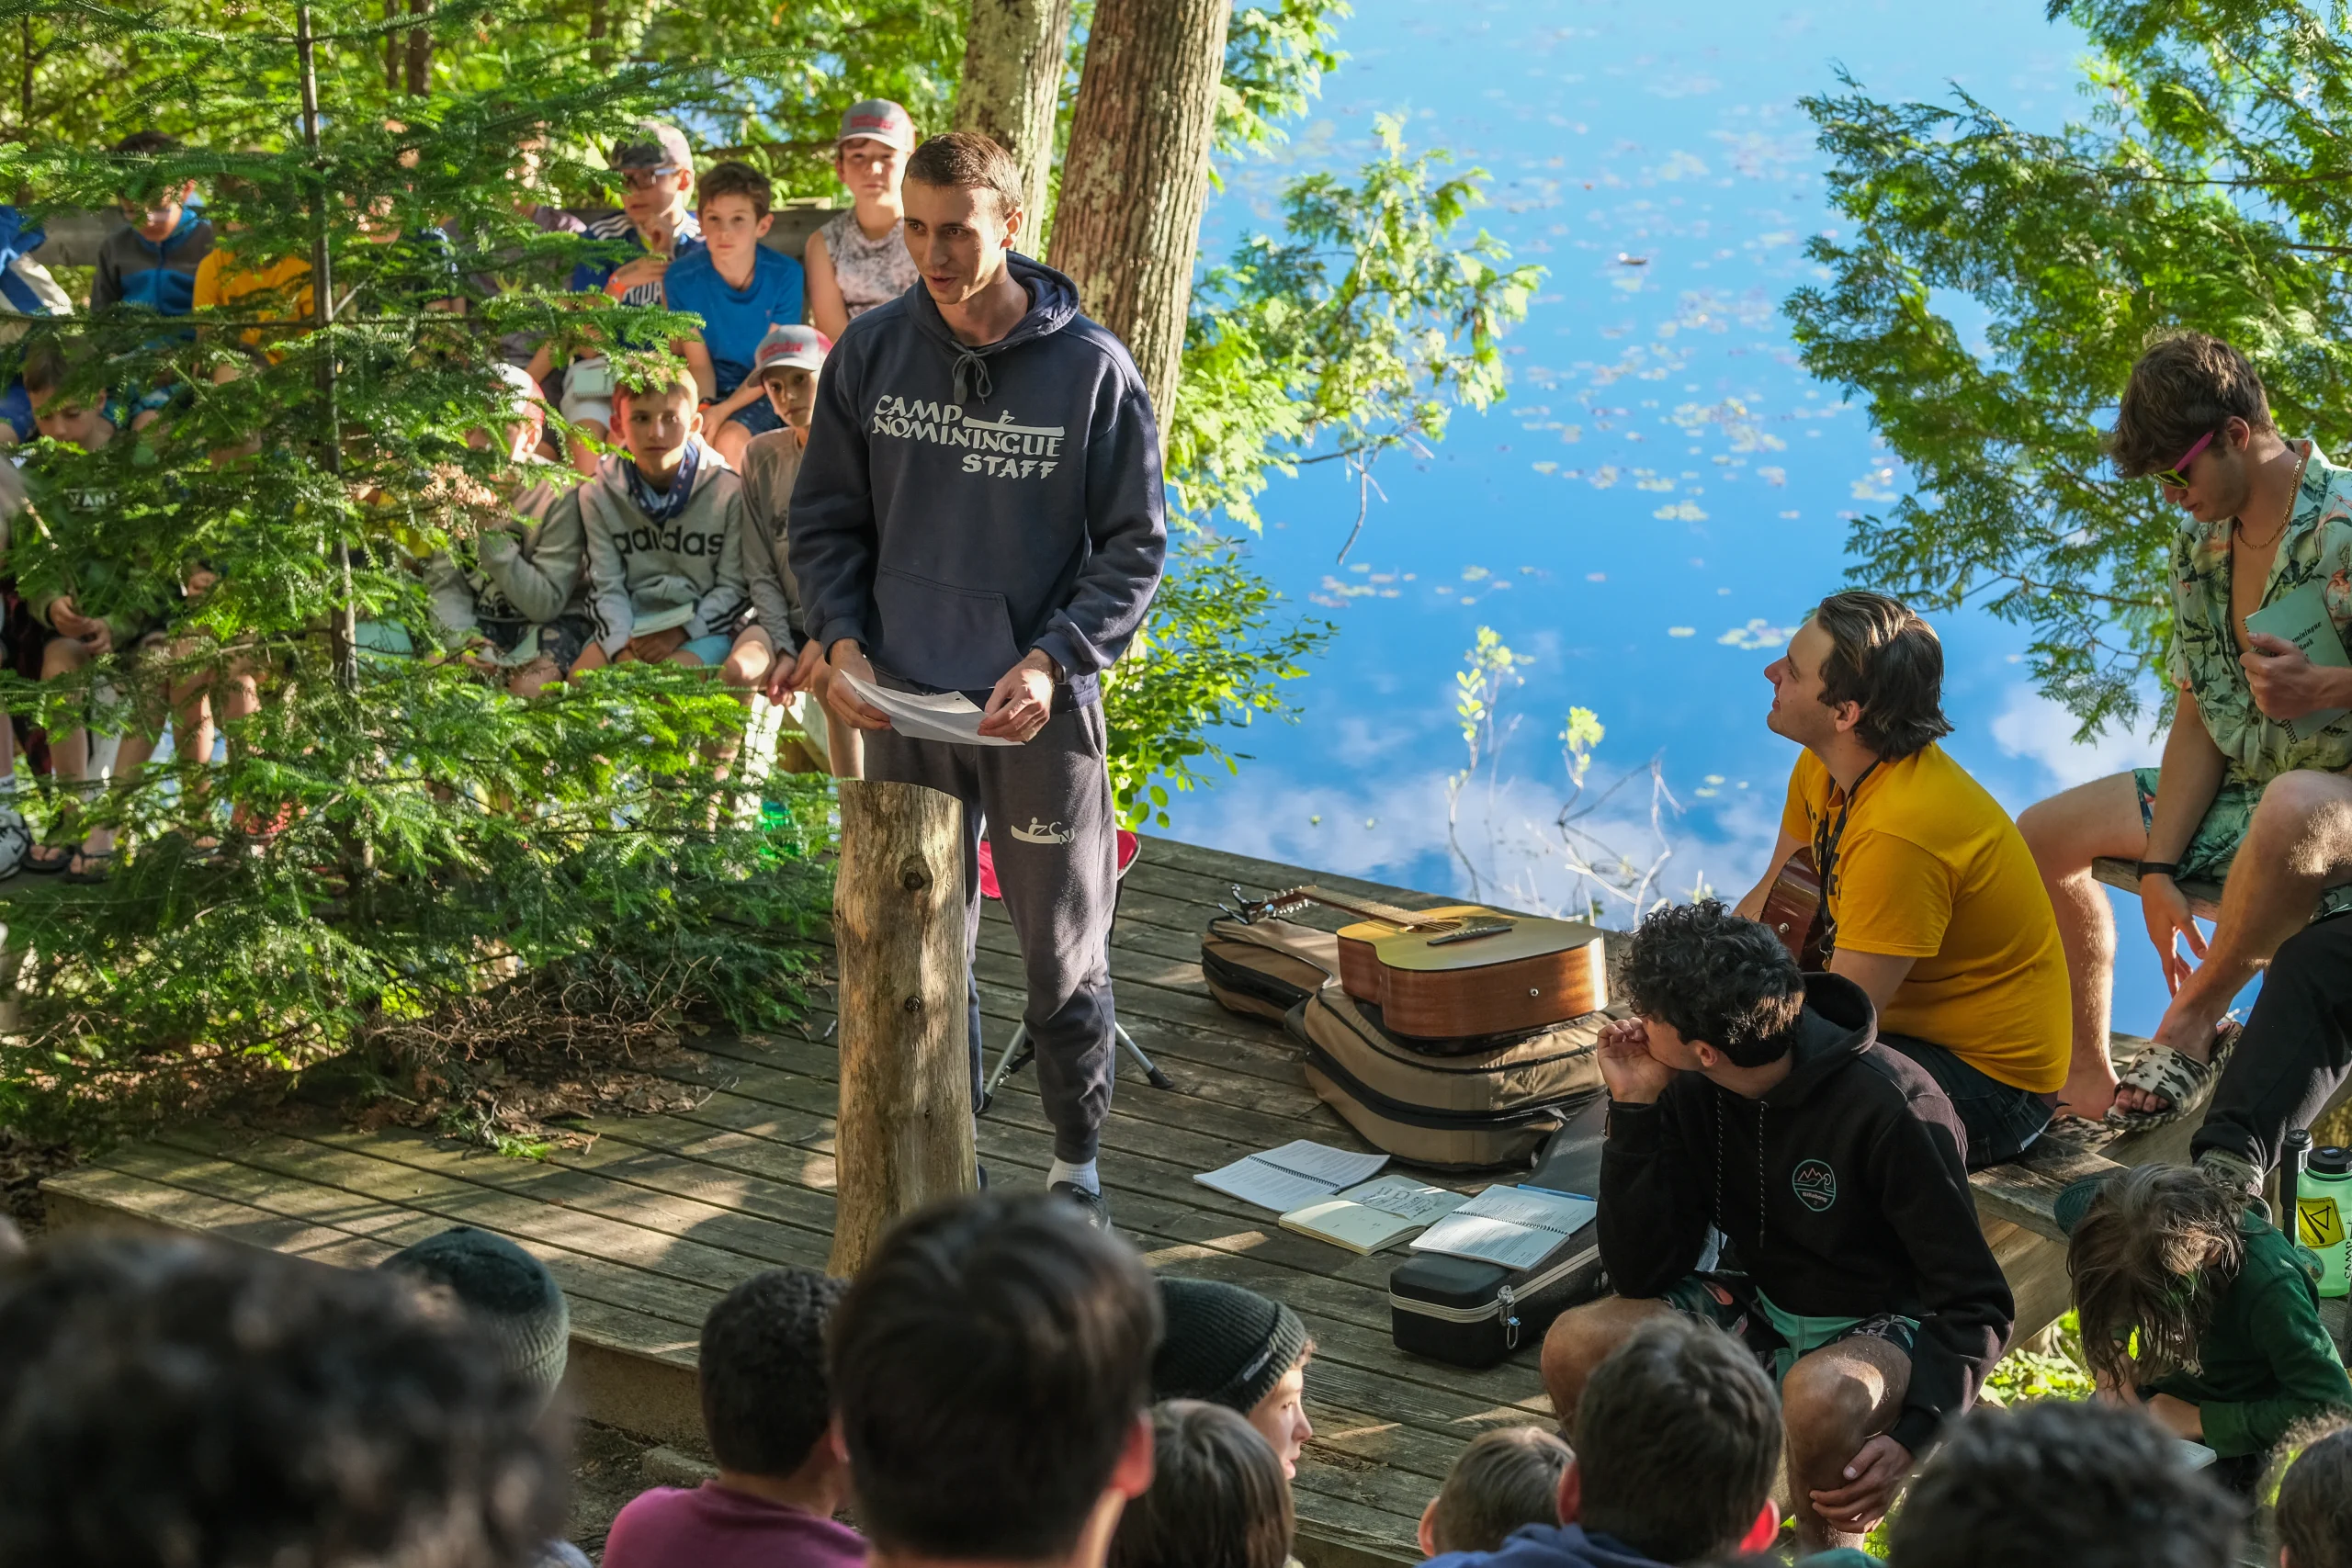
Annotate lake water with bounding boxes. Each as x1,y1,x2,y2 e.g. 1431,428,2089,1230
1176,0,2185,1032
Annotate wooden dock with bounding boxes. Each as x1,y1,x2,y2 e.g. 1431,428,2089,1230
35,834,2206,1565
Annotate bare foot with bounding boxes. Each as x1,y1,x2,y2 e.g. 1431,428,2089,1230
2056,1071,2120,1122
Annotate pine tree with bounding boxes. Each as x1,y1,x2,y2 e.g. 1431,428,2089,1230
0,0,828,1130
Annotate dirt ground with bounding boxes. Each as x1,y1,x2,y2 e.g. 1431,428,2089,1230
565,1423,718,1560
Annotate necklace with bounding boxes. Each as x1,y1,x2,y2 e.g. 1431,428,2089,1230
2234,441,2311,552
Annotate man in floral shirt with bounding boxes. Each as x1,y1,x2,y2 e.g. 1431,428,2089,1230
2017,332,2352,1145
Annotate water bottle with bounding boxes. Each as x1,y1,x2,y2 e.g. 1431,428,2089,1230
2298,1143,2352,1299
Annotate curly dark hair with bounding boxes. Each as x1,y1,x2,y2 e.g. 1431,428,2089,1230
1887,1399,2240,1568
829,1194,1161,1562
2109,331,2275,480
1810,590,1953,761
1108,1401,1294,1568
1621,901,1804,1067
700,1266,848,1477
1576,1317,1781,1563
0,1234,568,1568
2067,1163,2246,1393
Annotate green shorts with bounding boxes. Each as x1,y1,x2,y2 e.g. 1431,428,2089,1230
1661,1272,1918,1383
2133,766,2352,920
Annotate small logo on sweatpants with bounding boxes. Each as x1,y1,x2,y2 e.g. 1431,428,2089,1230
1009,818,1076,845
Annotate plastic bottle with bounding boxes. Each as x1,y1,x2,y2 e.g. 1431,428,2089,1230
2298,1143,2352,1299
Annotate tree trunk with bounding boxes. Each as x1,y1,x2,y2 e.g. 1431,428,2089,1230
382,0,397,91
828,780,978,1277
1046,0,1229,418
403,0,429,95
953,0,1073,236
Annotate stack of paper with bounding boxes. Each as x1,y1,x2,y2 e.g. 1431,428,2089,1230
1408,1184,1599,1271
838,670,1016,747
1280,1175,1470,1256
1194,1139,1389,1213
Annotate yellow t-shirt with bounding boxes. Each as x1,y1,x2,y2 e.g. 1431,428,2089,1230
192,250,313,352
1778,743,2070,1094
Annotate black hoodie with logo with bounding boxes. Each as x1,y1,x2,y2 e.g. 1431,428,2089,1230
786,252,1167,704
1598,973,2015,1456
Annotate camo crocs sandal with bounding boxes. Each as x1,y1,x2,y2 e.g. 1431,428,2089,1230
2107,1022,2241,1133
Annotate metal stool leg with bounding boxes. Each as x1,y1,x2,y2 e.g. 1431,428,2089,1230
979,1020,1170,1114
1116,1023,1173,1090
980,1024,1034,1113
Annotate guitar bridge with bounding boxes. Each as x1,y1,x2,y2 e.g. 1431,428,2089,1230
1425,919,1512,946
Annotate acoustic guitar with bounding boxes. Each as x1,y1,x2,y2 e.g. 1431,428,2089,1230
1756,845,1827,969
1237,885,1607,1040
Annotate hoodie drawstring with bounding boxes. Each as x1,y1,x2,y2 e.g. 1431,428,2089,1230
952,347,993,407
1712,1092,1770,1258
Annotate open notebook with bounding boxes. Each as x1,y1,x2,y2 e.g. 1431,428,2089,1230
1194,1139,1388,1213
1279,1175,1469,1256
1408,1184,1598,1270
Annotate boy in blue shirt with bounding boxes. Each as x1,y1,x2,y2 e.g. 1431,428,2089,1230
664,161,804,468
92,131,213,314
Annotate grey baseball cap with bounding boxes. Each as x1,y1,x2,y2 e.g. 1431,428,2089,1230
838,98,917,153
610,120,693,173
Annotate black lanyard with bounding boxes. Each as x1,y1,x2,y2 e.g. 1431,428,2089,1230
1812,759,1880,960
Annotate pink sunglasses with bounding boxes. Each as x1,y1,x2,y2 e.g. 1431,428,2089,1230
2155,429,2216,490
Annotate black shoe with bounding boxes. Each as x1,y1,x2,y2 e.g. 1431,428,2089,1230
1049,1180,1112,1229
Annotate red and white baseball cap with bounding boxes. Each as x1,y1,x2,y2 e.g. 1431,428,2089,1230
752,323,832,380
838,98,917,154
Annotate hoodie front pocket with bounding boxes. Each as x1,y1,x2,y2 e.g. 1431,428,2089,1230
874,567,1024,690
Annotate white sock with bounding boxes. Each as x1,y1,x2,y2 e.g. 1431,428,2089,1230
1048,1157,1100,1194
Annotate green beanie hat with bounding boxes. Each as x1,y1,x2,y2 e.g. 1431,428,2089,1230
1151,1276,1309,1415
379,1226,571,1402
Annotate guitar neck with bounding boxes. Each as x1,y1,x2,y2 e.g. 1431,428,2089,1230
1291,885,1447,931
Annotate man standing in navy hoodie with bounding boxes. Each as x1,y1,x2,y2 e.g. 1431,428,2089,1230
790,130,1167,1229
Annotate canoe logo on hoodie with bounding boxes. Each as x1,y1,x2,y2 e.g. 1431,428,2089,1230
868,396,1066,479
1792,1158,1838,1213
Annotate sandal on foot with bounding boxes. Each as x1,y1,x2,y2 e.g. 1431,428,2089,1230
62,847,113,885
2107,1023,2241,1132
21,840,74,875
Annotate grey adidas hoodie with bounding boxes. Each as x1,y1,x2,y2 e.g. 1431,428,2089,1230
738,428,807,654
572,441,746,657
787,253,1167,702
424,471,582,636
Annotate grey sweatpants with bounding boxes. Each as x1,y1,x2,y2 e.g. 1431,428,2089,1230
863,699,1118,1163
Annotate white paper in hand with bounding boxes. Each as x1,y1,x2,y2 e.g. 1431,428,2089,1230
840,670,1016,747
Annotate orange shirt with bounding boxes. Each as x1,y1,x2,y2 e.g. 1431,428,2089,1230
191,249,313,353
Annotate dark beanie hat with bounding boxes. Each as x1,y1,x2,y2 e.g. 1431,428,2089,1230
379,1226,571,1402
1151,1276,1310,1415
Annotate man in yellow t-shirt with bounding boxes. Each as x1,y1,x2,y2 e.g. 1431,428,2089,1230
1734,591,2071,1168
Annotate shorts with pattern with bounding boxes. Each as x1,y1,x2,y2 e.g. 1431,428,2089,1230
480,613,594,676
2133,766,2352,921
1662,1272,1918,1383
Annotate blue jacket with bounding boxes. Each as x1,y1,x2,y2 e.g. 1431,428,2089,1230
1424,1524,1669,1568
92,207,213,314
786,252,1167,703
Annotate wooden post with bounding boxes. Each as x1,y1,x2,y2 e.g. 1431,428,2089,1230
829,780,978,1277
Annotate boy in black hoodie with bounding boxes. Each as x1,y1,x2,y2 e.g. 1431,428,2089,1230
1539,902,2013,1553
790,131,1167,1228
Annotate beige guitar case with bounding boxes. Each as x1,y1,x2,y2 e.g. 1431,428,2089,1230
1289,987,1606,1170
